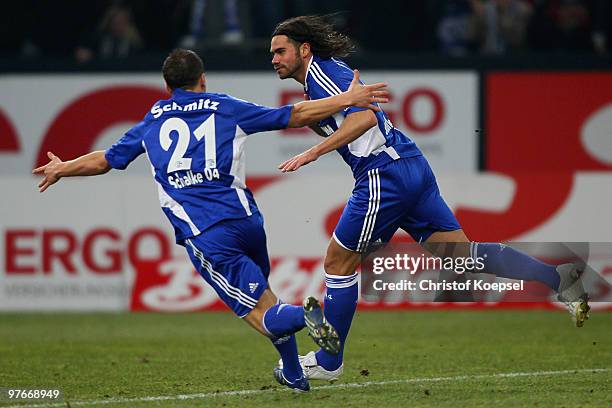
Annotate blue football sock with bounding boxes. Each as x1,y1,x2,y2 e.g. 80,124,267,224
472,242,560,290
270,335,303,382
315,272,358,371
262,303,305,337
262,302,306,382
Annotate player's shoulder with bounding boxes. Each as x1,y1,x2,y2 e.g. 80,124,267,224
144,96,170,122
205,92,233,102
215,93,274,115
307,55,354,95
311,55,353,78
210,92,247,105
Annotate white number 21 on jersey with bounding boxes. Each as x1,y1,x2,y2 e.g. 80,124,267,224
159,114,216,173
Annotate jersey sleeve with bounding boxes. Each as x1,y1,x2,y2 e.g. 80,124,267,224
105,121,146,170
307,60,368,117
231,98,293,135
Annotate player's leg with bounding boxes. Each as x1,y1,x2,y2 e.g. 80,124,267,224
285,238,360,381
183,217,308,389
313,237,361,371
310,168,378,375
425,230,562,288
404,157,589,325
425,230,589,325
400,155,561,291
233,212,339,388
244,212,340,354
242,216,307,340
276,237,360,382
426,229,560,290
426,229,589,325
242,287,310,390
236,214,311,388
312,166,409,375
242,288,279,335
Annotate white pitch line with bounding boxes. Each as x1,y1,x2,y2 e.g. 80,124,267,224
2,368,609,408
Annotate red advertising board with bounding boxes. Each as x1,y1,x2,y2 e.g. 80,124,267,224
1,72,610,312
464,72,612,242
487,72,612,172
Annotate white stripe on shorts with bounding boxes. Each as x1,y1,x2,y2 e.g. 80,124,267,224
363,169,381,249
186,239,257,308
357,169,381,252
356,170,375,252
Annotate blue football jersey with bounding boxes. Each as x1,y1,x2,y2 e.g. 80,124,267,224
305,55,422,179
105,89,292,242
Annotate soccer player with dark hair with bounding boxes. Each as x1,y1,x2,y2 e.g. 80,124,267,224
270,15,590,382
33,48,390,392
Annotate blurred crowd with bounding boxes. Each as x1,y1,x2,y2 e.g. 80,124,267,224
1,0,610,61
430,0,611,55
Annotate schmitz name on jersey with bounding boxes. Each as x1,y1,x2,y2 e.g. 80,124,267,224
151,99,219,119
168,169,220,189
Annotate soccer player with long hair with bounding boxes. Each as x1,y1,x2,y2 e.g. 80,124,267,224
270,15,590,382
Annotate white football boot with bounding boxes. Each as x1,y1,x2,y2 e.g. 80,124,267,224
556,263,590,327
278,351,343,382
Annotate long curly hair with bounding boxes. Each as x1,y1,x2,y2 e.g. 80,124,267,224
272,15,355,59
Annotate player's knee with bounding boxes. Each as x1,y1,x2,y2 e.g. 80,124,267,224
323,253,357,276
425,242,471,259
244,289,277,337
323,255,339,275
243,307,267,336
324,237,361,276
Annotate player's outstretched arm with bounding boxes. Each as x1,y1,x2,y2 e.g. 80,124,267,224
286,69,388,128
32,151,111,192
279,108,378,173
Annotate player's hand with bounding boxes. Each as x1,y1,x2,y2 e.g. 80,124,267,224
32,151,64,193
346,69,388,112
278,148,318,173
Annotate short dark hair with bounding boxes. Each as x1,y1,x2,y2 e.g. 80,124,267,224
272,15,355,59
162,49,205,91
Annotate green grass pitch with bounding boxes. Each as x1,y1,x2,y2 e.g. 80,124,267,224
1,310,610,407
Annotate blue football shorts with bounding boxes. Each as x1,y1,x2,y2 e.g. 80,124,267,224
333,155,461,253
183,212,269,318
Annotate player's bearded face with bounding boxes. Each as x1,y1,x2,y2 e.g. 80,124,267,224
278,51,302,79
271,37,303,80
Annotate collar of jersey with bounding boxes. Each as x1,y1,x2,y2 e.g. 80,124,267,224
304,55,314,92
305,55,326,92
